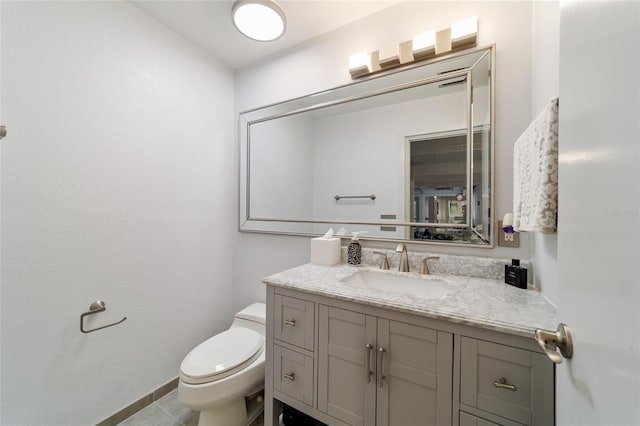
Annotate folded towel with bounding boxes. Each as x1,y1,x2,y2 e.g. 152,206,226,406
513,97,559,233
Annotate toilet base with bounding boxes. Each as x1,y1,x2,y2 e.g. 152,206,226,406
197,397,247,426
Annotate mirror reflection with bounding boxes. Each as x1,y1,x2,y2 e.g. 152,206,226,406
239,46,494,246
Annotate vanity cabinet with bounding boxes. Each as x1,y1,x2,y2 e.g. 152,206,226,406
265,285,554,426
317,305,452,426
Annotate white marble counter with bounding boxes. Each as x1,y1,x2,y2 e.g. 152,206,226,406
263,263,557,339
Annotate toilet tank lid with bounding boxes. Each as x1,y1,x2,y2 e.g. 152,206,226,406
235,302,266,324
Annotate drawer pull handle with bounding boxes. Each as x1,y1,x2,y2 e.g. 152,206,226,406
493,378,517,392
284,319,296,326
283,372,295,381
365,344,373,383
378,347,386,388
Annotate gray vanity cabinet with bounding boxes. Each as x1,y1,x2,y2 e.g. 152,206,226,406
264,284,554,426
317,305,453,426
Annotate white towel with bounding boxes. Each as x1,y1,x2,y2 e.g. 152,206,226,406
513,97,559,233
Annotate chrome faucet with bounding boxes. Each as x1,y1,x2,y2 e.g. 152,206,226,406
396,244,410,272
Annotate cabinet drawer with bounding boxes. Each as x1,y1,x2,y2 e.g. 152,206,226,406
460,337,553,425
274,294,314,350
273,345,314,406
460,411,523,426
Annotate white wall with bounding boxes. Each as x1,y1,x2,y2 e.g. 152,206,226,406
530,1,560,305
233,1,535,311
1,2,235,425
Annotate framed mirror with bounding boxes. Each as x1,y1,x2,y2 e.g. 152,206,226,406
239,45,494,247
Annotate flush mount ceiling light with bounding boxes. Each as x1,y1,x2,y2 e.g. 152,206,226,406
232,0,286,42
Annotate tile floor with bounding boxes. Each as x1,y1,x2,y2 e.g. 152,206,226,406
116,389,264,426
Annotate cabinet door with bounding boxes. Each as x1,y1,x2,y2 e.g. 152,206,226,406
376,319,453,426
318,305,377,426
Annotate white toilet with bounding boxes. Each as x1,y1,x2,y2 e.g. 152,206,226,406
178,303,266,426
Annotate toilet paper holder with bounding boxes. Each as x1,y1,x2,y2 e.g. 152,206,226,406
80,300,127,333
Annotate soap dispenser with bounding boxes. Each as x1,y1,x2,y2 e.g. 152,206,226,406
347,232,365,266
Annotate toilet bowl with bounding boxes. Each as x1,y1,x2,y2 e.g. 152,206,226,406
178,303,266,426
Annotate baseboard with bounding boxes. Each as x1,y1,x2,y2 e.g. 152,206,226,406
95,377,179,426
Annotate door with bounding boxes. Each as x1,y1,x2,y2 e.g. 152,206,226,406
557,1,640,425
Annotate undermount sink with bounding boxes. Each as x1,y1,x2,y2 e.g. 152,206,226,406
340,269,449,299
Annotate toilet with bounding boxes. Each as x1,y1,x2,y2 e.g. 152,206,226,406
178,303,266,426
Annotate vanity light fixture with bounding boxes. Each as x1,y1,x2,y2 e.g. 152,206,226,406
378,42,401,69
348,52,372,78
412,30,436,59
349,16,479,79
232,0,286,42
451,16,478,48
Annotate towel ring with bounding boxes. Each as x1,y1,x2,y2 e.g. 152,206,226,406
80,300,127,334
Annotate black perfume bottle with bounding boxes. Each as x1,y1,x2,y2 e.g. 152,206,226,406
505,259,528,289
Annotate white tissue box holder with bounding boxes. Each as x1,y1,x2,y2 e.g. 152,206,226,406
310,237,341,266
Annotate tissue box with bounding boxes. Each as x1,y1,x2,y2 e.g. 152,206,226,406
310,237,341,266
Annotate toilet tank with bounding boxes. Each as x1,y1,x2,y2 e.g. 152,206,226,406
230,303,266,335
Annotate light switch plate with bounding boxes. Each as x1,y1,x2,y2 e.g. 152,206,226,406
498,220,520,248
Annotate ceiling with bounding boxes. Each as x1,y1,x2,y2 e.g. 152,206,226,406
131,0,399,69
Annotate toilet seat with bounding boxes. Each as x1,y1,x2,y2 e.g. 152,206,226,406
180,327,264,385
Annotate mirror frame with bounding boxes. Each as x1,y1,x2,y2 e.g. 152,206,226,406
238,44,495,248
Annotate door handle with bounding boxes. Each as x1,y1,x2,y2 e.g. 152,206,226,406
535,323,573,364
284,319,296,326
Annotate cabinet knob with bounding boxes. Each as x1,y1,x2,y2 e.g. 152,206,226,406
284,319,296,326
283,372,295,381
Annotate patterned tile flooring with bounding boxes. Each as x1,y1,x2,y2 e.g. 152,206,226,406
116,389,264,426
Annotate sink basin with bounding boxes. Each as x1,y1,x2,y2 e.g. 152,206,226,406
340,269,449,299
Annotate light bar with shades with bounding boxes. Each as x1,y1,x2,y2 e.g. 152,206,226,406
451,16,478,48
378,41,401,69
412,31,436,60
348,52,372,78
349,16,479,79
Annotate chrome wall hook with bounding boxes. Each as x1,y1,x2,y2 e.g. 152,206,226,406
80,300,127,333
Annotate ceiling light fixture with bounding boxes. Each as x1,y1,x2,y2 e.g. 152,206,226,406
232,0,286,42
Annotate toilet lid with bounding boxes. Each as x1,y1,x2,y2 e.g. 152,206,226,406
180,328,263,384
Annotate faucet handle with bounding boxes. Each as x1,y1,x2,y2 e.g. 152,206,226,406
420,257,440,275
372,251,390,270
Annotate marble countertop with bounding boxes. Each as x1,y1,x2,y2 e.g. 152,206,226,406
263,263,557,339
